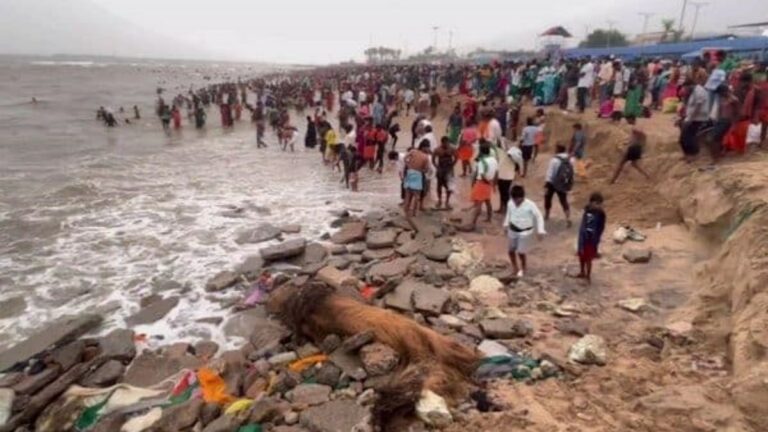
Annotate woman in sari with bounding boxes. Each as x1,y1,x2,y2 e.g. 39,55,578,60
448,105,463,145
726,72,758,154
457,119,479,177
624,81,644,124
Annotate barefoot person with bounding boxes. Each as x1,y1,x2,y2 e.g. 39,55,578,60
469,140,498,230
433,136,457,210
544,144,574,227
577,192,606,283
504,185,546,277
610,128,652,184
457,119,478,177
520,117,538,177
403,140,431,218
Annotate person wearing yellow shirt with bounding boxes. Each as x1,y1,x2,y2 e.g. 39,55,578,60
325,128,339,168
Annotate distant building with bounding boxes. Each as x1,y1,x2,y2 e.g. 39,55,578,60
728,21,768,37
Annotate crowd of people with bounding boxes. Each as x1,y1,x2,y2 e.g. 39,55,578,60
114,54,766,281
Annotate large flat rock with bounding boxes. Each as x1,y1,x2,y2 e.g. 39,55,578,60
0,314,102,372
125,296,180,327
413,286,450,316
330,221,367,245
384,280,420,312
300,399,371,432
260,238,307,261
235,224,282,245
365,230,397,250
367,257,416,279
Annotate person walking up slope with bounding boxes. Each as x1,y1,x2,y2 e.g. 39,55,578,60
544,144,574,227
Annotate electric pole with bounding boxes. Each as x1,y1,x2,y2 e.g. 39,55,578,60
689,2,708,39
638,12,654,44
678,0,688,33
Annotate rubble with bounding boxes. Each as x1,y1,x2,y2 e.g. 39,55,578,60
568,335,608,365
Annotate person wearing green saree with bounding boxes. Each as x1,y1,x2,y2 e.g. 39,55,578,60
624,82,643,124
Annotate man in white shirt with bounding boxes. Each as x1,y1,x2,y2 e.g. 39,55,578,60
404,88,415,115
504,185,546,277
577,57,595,113
681,76,709,161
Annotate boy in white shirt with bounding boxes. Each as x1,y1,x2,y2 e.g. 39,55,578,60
504,185,546,277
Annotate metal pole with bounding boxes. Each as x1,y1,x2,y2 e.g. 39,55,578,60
638,12,654,57
432,26,440,50
689,2,708,39
678,0,688,33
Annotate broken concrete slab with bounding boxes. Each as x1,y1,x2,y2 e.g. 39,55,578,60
0,314,102,372
205,271,239,292
125,296,179,327
300,400,371,432
367,257,416,279
421,238,453,262
412,286,450,316
362,248,395,262
235,224,282,245
329,349,367,381
479,319,534,339
384,280,421,312
260,239,308,261
330,221,367,245
123,351,202,387
316,266,358,290
366,230,397,250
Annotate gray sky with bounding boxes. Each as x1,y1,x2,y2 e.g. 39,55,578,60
2,0,767,63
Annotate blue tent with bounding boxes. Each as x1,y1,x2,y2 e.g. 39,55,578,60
563,36,768,61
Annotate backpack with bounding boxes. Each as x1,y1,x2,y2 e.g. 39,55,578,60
552,156,574,192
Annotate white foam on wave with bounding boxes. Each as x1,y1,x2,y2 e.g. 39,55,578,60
0,123,399,350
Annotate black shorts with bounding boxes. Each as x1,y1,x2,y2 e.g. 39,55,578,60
436,170,452,190
521,146,534,161
625,144,643,162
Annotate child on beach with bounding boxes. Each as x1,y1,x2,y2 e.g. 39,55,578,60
577,192,606,283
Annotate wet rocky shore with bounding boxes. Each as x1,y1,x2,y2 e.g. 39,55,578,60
0,206,626,432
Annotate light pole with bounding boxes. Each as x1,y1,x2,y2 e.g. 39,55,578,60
432,26,440,51
689,2,708,39
678,0,688,33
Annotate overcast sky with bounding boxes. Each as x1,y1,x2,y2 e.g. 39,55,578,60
2,0,767,63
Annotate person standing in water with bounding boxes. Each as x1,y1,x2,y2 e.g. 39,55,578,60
305,116,318,149
171,105,182,129
504,185,546,278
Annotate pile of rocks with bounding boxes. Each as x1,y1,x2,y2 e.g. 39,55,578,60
0,208,566,431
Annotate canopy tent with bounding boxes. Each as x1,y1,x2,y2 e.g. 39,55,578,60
540,26,573,38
